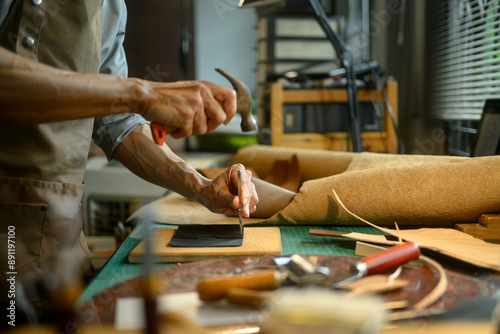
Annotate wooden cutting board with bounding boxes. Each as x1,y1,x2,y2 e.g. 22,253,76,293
129,227,282,263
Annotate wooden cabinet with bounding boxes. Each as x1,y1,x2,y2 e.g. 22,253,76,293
270,80,399,153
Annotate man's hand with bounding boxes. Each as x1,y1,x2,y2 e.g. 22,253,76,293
199,164,258,218
140,80,237,139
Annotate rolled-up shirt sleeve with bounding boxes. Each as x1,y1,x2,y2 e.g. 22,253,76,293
93,0,148,160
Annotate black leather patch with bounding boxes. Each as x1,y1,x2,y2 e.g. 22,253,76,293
168,224,244,247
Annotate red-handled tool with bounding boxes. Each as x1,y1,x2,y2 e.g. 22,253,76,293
328,242,420,288
150,68,255,146
150,122,166,145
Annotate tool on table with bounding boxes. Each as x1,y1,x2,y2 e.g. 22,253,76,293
196,243,420,303
197,269,283,302
327,242,420,289
150,68,256,145
197,254,326,302
273,254,330,285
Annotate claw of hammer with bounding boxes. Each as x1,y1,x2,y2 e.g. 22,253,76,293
215,68,257,132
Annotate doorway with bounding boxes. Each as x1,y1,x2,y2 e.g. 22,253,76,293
123,0,194,82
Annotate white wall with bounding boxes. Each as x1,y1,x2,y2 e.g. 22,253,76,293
194,0,257,94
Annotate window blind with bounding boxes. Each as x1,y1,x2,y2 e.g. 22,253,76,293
426,0,500,120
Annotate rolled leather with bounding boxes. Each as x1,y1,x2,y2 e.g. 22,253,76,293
236,145,500,226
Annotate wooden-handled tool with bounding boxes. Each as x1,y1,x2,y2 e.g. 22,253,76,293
150,68,255,146
197,269,282,302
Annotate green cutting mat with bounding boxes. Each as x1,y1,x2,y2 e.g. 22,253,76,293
77,224,386,305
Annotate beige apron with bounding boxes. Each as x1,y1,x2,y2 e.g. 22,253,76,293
0,0,103,309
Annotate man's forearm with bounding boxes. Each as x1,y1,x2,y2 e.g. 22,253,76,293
112,124,211,203
0,47,146,125
0,46,237,138
114,124,295,218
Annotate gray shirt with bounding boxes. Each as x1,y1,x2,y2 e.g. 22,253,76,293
0,0,147,160
94,0,148,160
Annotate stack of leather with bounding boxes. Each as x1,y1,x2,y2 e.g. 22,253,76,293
456,214,500,244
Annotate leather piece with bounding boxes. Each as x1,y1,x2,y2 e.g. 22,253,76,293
169,224,243,247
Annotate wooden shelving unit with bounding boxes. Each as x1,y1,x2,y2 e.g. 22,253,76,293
270,80,399,153
255,13,345,128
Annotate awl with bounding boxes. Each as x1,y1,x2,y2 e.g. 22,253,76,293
237,169,244,238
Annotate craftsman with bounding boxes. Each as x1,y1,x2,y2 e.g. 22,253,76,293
0,0,257,320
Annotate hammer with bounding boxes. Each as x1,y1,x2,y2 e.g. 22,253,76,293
150,69,257,145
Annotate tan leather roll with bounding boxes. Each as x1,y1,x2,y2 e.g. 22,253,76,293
236,146,500,226
262,154,500,226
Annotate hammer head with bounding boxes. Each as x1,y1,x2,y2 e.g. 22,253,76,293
215,68,257,132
